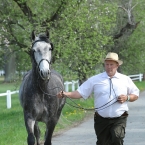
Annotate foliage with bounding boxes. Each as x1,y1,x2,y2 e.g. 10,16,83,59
52,0,118,81
0,0,117,82
120,0,145,75
110,0,145,75
0,0,145,82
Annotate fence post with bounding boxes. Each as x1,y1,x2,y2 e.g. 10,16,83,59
72,80,75,91
139,74,142,82
6,90,11,109
65,81,69,92
76,80,79,89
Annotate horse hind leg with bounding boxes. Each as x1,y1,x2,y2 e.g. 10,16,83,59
34,122,41,145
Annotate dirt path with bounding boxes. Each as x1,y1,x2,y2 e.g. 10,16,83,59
52,91,145,145
52,113,96,145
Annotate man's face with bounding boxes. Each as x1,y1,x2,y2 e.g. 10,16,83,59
104,60,119,77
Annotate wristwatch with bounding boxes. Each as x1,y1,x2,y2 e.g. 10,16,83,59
126,95,130,101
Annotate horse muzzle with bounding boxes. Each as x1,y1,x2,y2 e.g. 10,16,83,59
39,69,51,80
38,59,51,80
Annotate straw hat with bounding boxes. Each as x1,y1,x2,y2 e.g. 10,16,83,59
103,52,123,65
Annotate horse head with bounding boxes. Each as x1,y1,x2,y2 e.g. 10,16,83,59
31,30,54,80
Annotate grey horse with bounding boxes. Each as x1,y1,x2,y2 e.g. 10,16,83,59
19,30,66,145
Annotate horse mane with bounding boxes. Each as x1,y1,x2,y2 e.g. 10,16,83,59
38,33,51,43
38,33,54,51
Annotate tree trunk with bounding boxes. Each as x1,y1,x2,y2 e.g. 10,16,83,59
109,0,140,73
143,73,145,81
4,50,16,82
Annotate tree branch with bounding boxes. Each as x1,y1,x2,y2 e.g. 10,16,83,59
118,1,138,25
41,0,84,27
113,21,140,39
41,0,69,26
7,22,28,48
7,19,25,30
114,0,139,39
13,0,34,23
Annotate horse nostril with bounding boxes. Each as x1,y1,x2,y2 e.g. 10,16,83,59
40,71,44,78
39,69,50,80
48,70,50,75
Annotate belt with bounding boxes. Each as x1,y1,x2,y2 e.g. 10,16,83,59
95,111,128,119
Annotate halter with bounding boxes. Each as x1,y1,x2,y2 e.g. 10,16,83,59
31,39,52,63
38,59,51,68
31,39,52,80
31,39,50,48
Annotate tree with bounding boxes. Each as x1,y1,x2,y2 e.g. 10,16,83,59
0,0,144,83
52,0,117,84
0,0,70,81
120,0,145,76
109,0,141,74
0,0,117,83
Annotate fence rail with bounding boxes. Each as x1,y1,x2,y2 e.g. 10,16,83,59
0,70,5,76
0,70,27,76
0,80,79,109
128,74,143,82
0,90,19,109
64,80,79,92
0,73,143,109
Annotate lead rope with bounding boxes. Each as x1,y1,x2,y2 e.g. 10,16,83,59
62,78,118,111
38,84,117,111
38,73,118,111
64,94,117,111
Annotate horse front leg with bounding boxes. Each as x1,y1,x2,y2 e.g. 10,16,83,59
24,113,36,145
44,120,57,145
34,121,41,145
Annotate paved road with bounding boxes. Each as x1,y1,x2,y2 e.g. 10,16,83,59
52,91,145,145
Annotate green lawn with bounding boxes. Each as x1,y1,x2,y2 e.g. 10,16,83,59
0,80,94,145
0,94,27,145
134,81,145,91
0,94,94,145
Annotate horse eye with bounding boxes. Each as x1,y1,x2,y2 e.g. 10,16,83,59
32,49,35,52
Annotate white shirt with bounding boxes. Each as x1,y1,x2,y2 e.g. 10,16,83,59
77,71,140,118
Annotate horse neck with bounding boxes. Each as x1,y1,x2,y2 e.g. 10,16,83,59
31,66,49,91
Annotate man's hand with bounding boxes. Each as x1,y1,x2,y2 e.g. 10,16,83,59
117,95,127,103
57,91,65,98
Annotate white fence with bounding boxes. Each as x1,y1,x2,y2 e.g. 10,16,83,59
0,70,27,76
64,80,79,92
0,90,19,109
0,70,5,76
128,74,143,82
0,73,143,109
0,80,79,109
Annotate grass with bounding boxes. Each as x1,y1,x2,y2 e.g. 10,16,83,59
0,78,144,145
134,81,145,91
0,78,94,145
0,95,26,145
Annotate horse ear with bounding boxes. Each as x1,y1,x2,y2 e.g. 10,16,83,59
46,29,49,38
31,30,35,41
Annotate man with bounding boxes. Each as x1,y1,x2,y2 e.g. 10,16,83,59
57,52,139,145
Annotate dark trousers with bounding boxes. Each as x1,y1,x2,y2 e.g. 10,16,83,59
94,113,128,145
